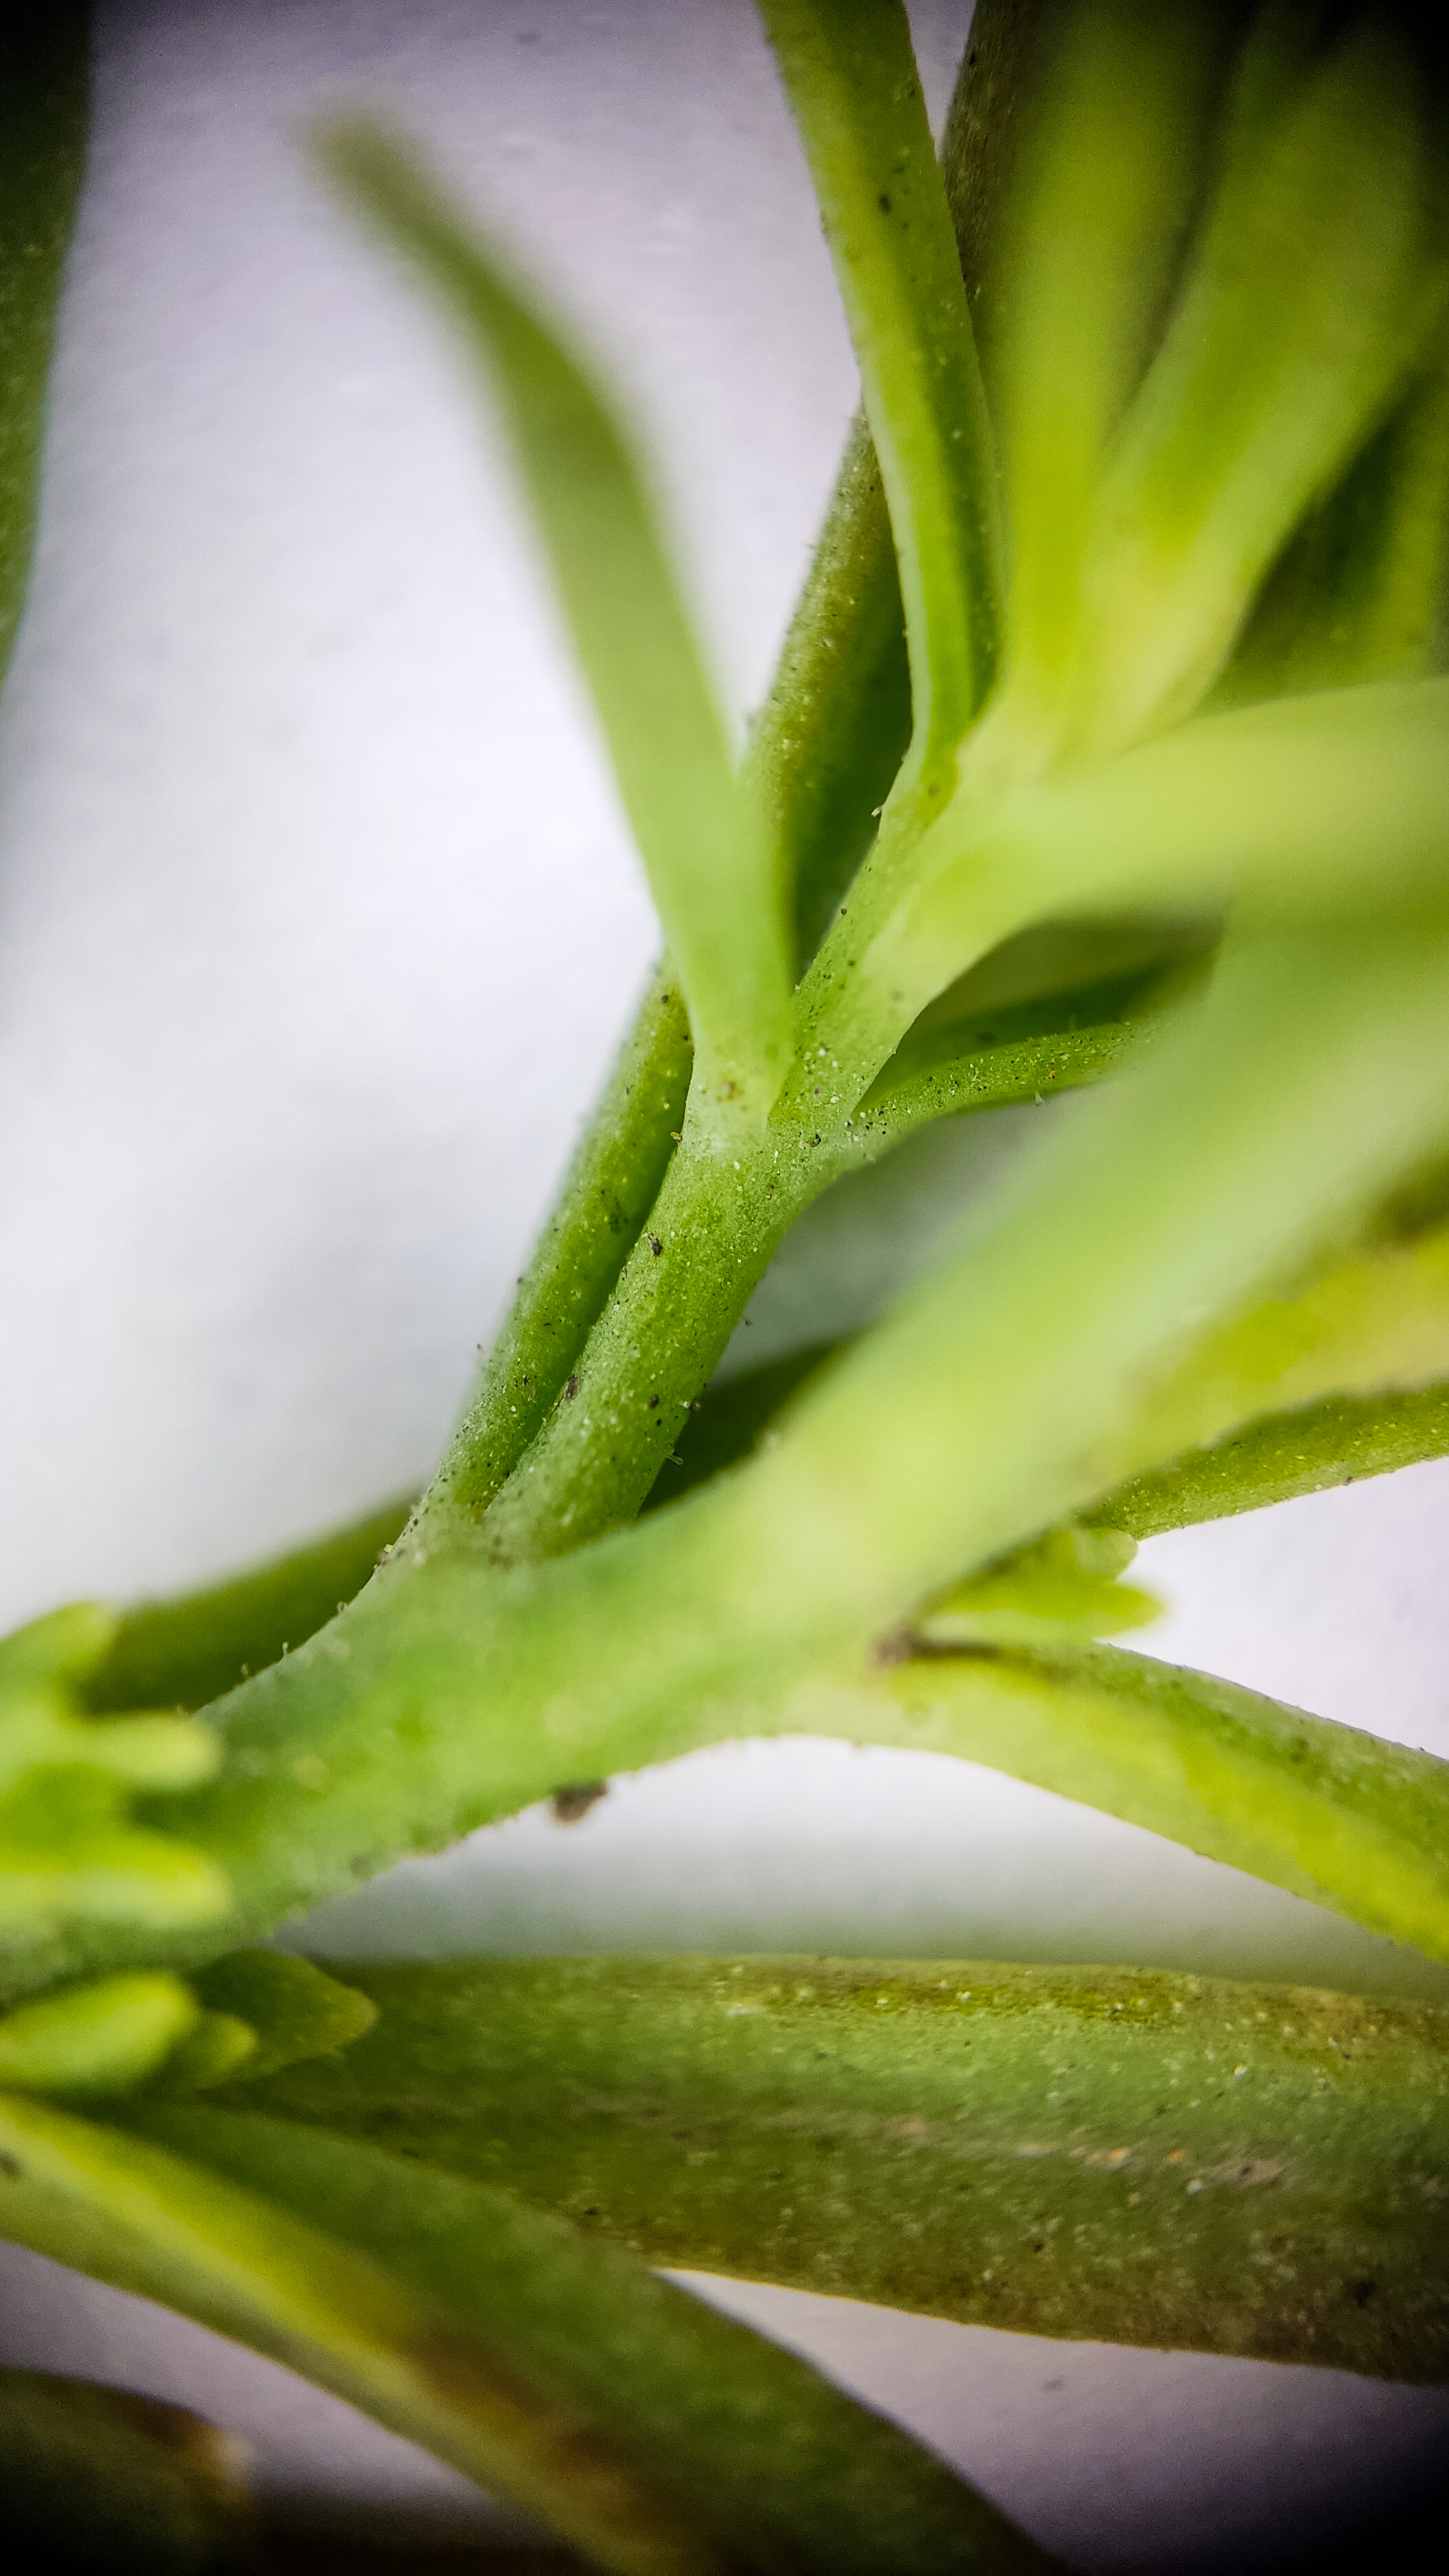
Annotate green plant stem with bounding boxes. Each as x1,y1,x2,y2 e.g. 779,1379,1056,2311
17,926,1449,1999
0,4,90,686
475,858,1449,1565
424,969,694,1533
327,129,790,1131
473,974,1156,1565
235,1956,1449,2384
417,1,1032,1555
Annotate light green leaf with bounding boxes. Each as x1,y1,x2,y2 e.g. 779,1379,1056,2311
921,1522,1160,1644
1075,13,1443,749
654,1213,1449,1530
0,1974,197,2096
0,1608,230,1963
323,124,790,1132
845,1636,1449,1965
979,0,1239,751
0,1769,232,1951
877,674,1449,1042
758,0,1000,785
236,1955,1449,2384
0,2093,1052,2575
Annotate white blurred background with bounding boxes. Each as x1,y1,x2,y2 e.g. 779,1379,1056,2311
1,4,1447,2564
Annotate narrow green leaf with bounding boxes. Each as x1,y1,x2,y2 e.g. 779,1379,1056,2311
1097,1208,1449,1501
852,978,1153,1144
758,0,1000,785
0,5,90,689
1075,13,1443,748
236,1956,1449,2386
857,1637,1449,1965
651,1215,1449,1529
0,2093,1053,2575
1218,343,1449,700
1095,1378,1449,1538
978,0,1242,753
323,124,790,1129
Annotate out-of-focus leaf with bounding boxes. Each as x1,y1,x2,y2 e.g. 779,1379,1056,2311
0,1973,197,2094
0,1608,230,1969
0,2092,1054,2575
979,0,1241,745
0,5,90,686
758,0,1000,778
235,1956,1449,2384
1220,345,1449,700
0,2367,250,2575
884,674,1449,1036
650,1214,1449,1530
156,2011,260,2098
1075,14,1443,747
921,1521,1160,1642
325,125,790,1131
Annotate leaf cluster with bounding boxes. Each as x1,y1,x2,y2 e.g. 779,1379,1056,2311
5,5,1449,2567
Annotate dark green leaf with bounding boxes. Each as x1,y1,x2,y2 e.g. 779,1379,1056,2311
0,2367,249,2575
0,4,89,688
0,2091,1053,2575
233,1956,1449,2384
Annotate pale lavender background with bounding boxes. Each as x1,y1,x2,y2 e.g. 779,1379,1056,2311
1,4,1447,2565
